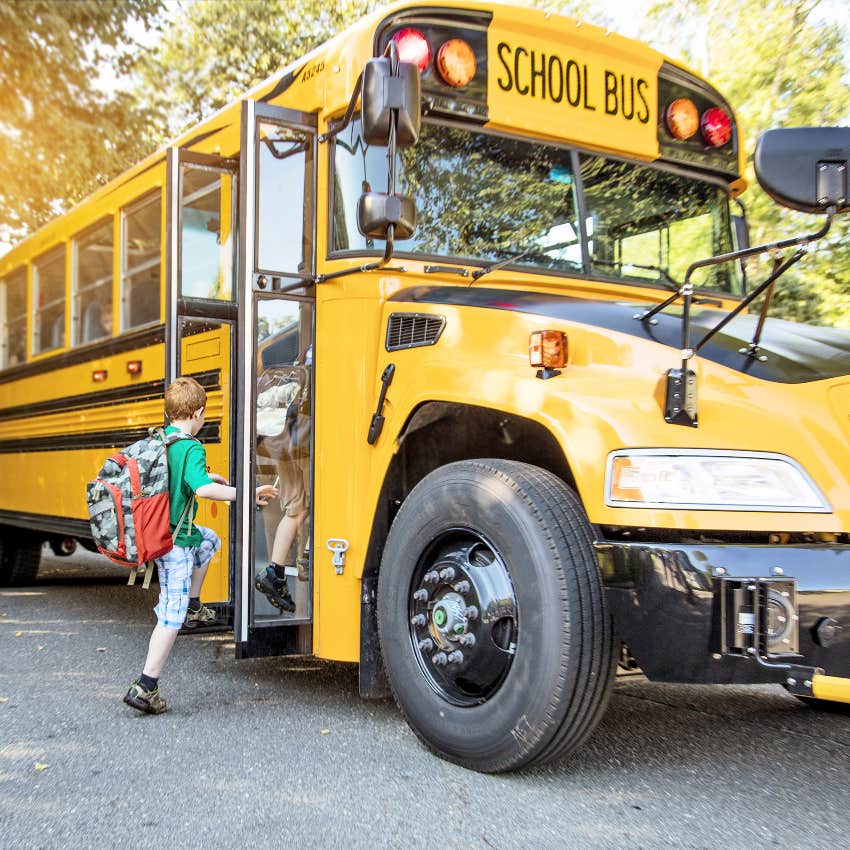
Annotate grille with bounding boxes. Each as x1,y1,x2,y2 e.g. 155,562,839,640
385,313,446,351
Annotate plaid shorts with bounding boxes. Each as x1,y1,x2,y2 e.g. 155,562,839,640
153,525,221,629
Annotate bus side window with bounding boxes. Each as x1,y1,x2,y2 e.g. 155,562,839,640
32,246,66,355
0,266,27,368
73,218,114,345
121,192,161,330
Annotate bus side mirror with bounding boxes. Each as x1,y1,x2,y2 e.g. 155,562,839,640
358,193,416,240
755,127,849,214
361,57,421,147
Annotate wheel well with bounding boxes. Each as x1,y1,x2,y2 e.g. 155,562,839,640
358,401,573,696
365,402,573,582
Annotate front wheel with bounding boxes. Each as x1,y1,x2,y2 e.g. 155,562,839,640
378,459,616,773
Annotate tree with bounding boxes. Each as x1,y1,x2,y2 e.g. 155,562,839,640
0,0,164,245
135,0,382,139
639,0,850,327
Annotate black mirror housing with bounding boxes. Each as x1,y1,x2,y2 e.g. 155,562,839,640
357,192,417,240
755,127,849,214
361,57,421,148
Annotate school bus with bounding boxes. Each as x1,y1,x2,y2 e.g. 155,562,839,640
1,0,848,772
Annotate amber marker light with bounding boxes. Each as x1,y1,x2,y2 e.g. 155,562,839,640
126,359,142,375
608,456,643,502
436,38,477,87
92,369,108,383
529,330,567,369
665,98,699,140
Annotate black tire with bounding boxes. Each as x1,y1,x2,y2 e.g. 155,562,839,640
378,459,616,773
0,531,42,587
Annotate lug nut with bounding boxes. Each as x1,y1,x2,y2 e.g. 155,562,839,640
423,570,440,584
439,567,456,581
432,652,448,666
447,650,464,664
413,588,428,602
457,633,476,647
453,580,470,594
418,637,434,652
464,605,479,621
410,614,426,627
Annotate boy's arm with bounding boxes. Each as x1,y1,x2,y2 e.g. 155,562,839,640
196,482,277,505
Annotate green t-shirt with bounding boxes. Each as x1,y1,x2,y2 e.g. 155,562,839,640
164,425,213,547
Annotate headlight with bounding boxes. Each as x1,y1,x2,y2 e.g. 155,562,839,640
605,450,830,512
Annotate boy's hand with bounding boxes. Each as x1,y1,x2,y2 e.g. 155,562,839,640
209,473,229,485
255,484,278,506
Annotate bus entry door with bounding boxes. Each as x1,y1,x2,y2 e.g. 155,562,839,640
165,147,238,609
235,100,317,658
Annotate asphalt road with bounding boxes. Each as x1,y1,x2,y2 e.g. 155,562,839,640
1,548,849,849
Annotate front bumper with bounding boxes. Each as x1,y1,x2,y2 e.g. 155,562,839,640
596,541,850,688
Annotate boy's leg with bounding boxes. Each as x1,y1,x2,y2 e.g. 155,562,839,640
124,547,192,714
143,623,180,678
183,526,222,628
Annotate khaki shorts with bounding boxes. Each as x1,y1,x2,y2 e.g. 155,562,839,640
276,455,309,517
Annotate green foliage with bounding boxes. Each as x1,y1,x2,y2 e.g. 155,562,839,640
639,0,850,327
135,0,381,138
0,0,164,244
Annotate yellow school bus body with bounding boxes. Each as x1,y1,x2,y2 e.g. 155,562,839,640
2,0,849,771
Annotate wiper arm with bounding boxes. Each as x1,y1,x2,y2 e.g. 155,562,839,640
471,246,541,281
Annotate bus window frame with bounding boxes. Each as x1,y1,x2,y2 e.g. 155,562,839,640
32,244,67,357
72,215,115,347
327,116,742,298
0,265,28,369
121,189,163,333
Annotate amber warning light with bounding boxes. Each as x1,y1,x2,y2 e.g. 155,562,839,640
665,98,732,147
529,330,567,378
391,28,477,87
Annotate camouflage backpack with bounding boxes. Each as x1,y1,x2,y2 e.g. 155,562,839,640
86,428,197,585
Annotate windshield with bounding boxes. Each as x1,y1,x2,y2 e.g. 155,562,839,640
332,120,740,293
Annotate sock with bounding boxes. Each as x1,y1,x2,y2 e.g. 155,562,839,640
139,673,158,691
269,562,286,580
188,596,200,611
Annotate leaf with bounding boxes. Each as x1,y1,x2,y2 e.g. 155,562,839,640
0,697,9,702
320,729,330,735
14,631,23,637
34,762,49,771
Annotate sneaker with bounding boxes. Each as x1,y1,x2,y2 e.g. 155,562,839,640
123,679,167,715
254,568,296,613
182,603,218,630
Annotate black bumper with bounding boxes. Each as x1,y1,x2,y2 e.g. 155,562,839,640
596,541,850,684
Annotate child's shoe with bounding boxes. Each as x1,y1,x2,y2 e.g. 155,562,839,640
254,567,296,612
182,602,218,630
123,679,167,714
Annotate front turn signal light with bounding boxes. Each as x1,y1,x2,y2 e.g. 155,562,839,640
529,330,567,369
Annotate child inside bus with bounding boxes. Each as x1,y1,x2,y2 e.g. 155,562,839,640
255,345,311,612
123,375,278,714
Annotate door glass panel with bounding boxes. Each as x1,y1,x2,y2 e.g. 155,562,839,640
253,297,313,623
181,166,236,300
256,124,312,274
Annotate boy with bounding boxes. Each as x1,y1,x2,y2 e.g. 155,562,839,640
124,376,277,715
